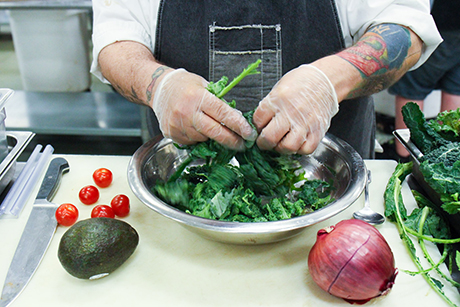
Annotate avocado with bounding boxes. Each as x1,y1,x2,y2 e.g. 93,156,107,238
58,217,139,280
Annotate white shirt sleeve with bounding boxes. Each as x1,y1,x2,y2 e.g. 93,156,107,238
90,0,160,83
336,0,442,70
90,0,442,83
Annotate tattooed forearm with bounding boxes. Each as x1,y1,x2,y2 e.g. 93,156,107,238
113,84,143,105
338,24,411,76
130,86,140,101
337,24,413,97
146,66,169,103
111,66,170,106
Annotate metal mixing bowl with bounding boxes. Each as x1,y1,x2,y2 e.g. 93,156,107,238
128,134,366,244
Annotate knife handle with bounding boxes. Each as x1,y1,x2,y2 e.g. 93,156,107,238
36,157,70,201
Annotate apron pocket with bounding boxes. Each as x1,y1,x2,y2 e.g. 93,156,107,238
209,23,282,112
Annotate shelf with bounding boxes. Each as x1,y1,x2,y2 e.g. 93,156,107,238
0,1,91,10
5,91,143,137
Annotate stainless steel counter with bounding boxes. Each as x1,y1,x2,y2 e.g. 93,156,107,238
0,1,91,10
5,91,142,137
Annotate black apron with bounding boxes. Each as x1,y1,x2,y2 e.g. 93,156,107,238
146,0,376,158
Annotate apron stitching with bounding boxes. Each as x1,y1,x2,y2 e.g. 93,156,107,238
328,0,345,49
212,24,279,31
208,22,216,82
276,24,282,80
153,0,167,60
213,50,277,55
260,26,264,99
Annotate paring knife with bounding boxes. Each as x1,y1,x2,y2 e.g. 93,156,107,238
0,157,70,307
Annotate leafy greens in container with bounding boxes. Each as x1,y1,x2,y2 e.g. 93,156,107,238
153,60,335,222
402,102,460,214
384,103,460,305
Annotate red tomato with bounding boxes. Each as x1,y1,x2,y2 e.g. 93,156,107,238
110,194,130,217
92,168,113,188
55,203,79,226
91,205,115,218
79,185,100,205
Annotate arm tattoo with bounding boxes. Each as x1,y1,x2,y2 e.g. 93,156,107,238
113,84,142,105
130,86,140,101
146,66,168,103
113,66,169,106
337,24,411,95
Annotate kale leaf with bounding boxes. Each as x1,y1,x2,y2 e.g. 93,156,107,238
430,108,460,142
384,161,412,222
419,158,460,214
401,102,448,154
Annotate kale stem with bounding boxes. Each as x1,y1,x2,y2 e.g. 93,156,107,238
417,207,460,288
216,59,261,99
402,207,449,275
416,207,449,273
392,172,458,306
402,247,448,275
405,226,460,244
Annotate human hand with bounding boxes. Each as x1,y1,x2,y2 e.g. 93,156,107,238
253,65,339,155
152,69,257,150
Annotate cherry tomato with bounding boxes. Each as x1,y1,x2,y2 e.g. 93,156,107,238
110,194,130,217
79,185,100,205
92,168,113,188
55,203,79,226
91,205,115,218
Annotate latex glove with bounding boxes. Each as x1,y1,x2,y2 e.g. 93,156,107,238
152,68,257,150
253,64,339,155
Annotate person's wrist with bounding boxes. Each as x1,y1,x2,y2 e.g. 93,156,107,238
300,64,339,116
310,55,361,102
150,67,182,109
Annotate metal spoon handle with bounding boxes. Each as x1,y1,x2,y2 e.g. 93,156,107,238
352,169,385,225
364,170,371,208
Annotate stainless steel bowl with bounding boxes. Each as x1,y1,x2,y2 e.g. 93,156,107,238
128,133,366,244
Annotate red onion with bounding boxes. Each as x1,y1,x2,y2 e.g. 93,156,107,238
308,219,397,304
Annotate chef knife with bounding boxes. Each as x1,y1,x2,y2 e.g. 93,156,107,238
0,157,69,307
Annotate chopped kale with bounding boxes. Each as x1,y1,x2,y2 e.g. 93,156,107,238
153,147,336,222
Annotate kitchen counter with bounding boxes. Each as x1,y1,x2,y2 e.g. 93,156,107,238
0,155,459,306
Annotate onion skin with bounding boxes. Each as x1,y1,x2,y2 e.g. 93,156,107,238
308,219,397,304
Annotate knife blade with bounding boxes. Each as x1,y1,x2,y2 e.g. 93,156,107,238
0,157,69,307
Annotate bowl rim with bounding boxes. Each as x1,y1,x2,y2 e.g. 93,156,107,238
127,133,366,234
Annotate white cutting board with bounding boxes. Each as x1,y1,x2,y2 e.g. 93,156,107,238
0,156,458,307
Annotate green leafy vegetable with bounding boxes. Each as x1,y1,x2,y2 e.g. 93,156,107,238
431,108,460,142
154,60,335,222
384,162,412,223
394,103,460,304
402,103,460,214
384,162,460,306
401,102,444,153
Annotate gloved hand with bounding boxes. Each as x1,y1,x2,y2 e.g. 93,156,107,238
253,64,339,155
152,68,258,150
